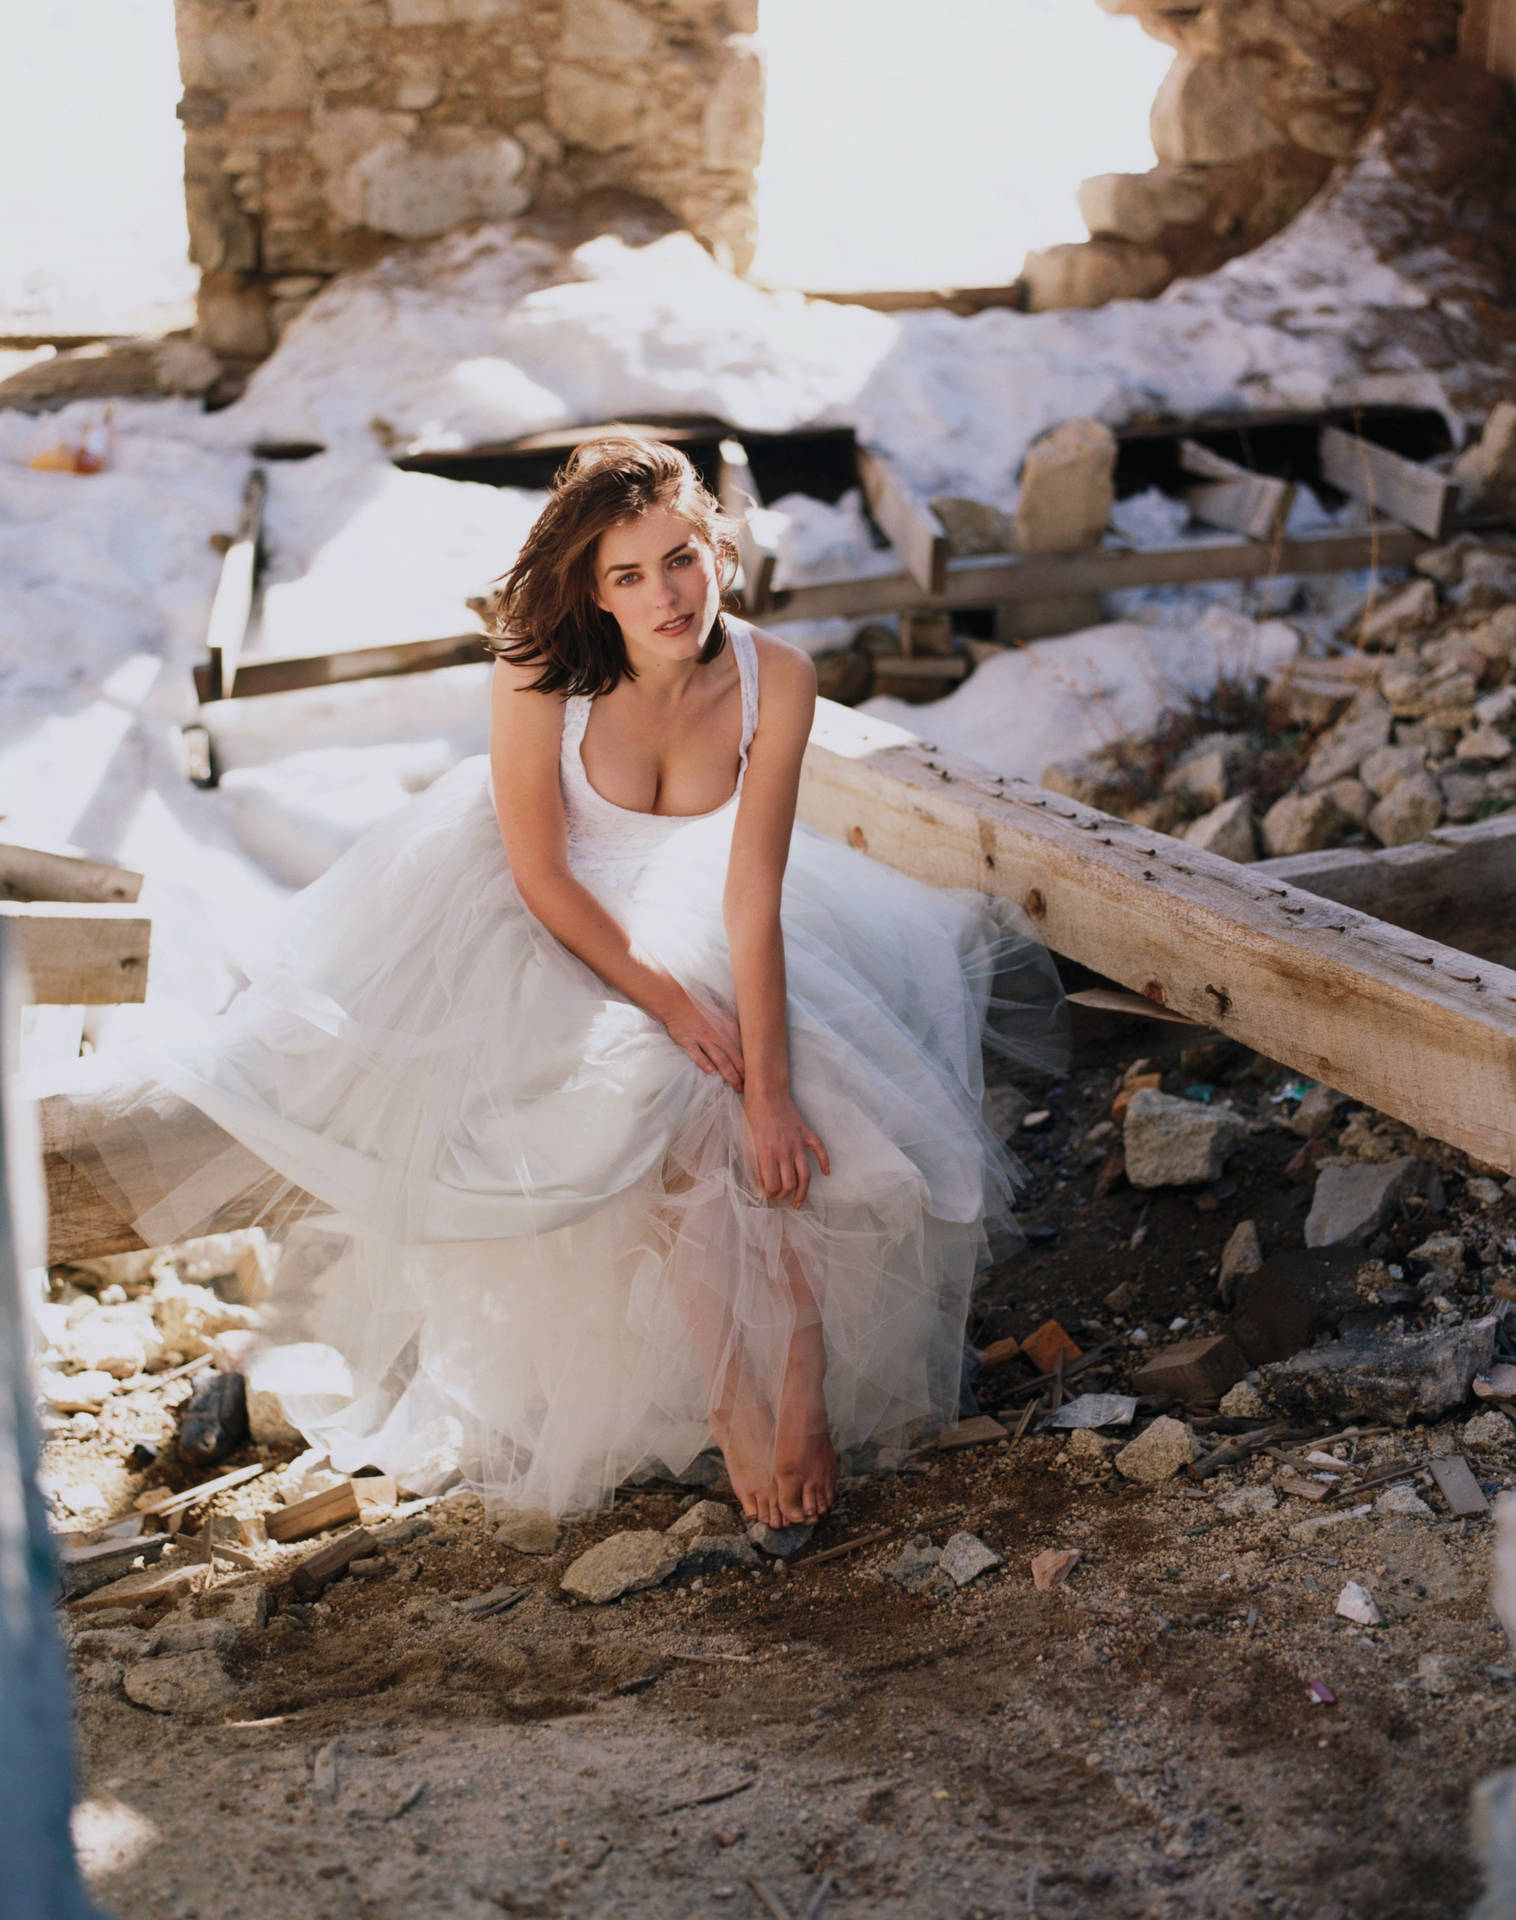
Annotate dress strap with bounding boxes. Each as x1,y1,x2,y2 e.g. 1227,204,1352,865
560,692,591,753
728,617,759,760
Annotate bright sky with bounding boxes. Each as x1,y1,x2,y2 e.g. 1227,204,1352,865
0,0,1172,333
751,0,1173,290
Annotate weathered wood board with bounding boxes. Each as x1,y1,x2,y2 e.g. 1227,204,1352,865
1318,427,1456,541
0,842,143,905
798,701,1516,1173
856,446,948,595
195,630,487,704
1,904,149,1004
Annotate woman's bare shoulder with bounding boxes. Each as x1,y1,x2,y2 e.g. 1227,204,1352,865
490,655,568,734
744,625,817,704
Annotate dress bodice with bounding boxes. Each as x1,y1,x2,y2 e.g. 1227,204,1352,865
559,617,759,891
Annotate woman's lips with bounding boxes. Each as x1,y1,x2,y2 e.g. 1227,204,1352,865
656,612,693,634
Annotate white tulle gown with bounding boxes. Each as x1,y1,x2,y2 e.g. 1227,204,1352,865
61,620,1067,1516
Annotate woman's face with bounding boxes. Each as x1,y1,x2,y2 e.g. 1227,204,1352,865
592,504,721,664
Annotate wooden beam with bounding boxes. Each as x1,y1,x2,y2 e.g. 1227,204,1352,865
203,467,265,701
1256,812,1516,969
1318,427,1456,541
856,446,948,595
1,904,148,1004
765,523,1432,623
1178,439,1295,543
797,700,1516,1173
0,841,142,905
194,630,487,704
717,437,778,617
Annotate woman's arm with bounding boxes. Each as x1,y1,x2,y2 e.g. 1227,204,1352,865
489,659,744,1091
724,634,830,1207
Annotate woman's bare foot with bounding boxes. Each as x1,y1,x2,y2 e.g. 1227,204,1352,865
709,1400,784,1530
772,1318,836,1526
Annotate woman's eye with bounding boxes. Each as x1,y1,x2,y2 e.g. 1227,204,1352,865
671,553,691,568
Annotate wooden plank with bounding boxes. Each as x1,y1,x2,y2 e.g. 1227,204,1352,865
1066,986,1203,1026
0,903,149,1004
1428,1453,1489,1516
1257,813,1516,969
135,1460,266,1518
0,841,142,906
856,445,948,594
194,630,487,704
264,1480,361,1544
717,437,778,617
291,1526,377,1598
204,467,265,700
765,523,1432,623
797,700,1516,1173
1178,439,1295,543
1318,426,1457,541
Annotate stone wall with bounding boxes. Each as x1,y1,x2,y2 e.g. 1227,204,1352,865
1024,0,1469,310
173,0,762,357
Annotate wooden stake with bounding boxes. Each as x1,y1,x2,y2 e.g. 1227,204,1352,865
203,468,266,701
264,1480,361,1544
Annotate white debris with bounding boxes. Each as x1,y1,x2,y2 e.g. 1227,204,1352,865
1335,1580,1383,1626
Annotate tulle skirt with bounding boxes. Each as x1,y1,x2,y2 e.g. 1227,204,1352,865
48,758,1068,1516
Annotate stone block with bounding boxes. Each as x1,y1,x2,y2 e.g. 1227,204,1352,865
939,1532,1004,1587
1013,419,1116,553
1123,1088,1247,1188
1151,54,1286,166
703,36,763,172
1305,1155,1427,1247
1367,771,1444,848
1260,1317,1497,1426
1131,1333,1247,1405
1114,1415,1197,1485
1020,240,1172,313
1299,704,1392,791
122,1651,235,1719
1260,789,1343,857
561,0,658,64
545,61,641,151
1183,795,1257,863
560,1530,681,1603
354,129,531,237
1359,743,1427,798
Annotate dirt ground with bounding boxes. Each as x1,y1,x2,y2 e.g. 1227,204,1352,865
56,1018,1516,1920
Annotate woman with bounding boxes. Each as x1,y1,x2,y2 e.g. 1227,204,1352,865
63,437,1066,1528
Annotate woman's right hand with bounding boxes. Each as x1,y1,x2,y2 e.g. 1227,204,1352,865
660,988,745,1093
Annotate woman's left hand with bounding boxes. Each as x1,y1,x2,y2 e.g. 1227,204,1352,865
742,1091,830,1210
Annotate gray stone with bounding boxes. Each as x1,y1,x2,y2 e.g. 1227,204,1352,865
1289,1085,1345,1140
881,1542,951,1595
1020,240,1172,313
1417,1652,1463,1696
1259,1317,1497,1426
1182,795,1256,863
746,1520,814,1559
1215,1484,1277,1517
495,1509,560,1556
1151,54,1285,165
667,1500,740,1538
148,1619,239,1656
1218,1379,1271,1419
1458,726,1513,767
1300,707,1393,791
122,1651,235,1719
1219,1219,1265,1293
1409,1232,1465,1273
1359,578,1439,648
1325,778,1373,828
560,1531,681,1604
545,61,641,152
1465,1410,1513,1450
938,1532,1004,1587
1305,1155,1428,1247
1454,402,1516,516
193,1582,269,1632
354,130,530,240
1368,770,1444,847
1123,1088,1248,1188
1013,419,1116,553
1359,743,1427,797
677,1533,761,1576
1260,789,1344,857
1114,1416,1197,1485
930,496,1016,557
1376,1483,1433,1517
1335,1580,1382,1626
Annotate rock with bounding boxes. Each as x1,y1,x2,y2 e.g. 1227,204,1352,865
122,1650,235,1718
196,1584,269,1632
152,1275,260,1360
55,1301,163,1379
1260,789,1344,857
939,1531,1004,1587
1368,771,1445,847
1454,402,1516,516
1029,1548,1081,1591
69,1560,209,1615
149,1618,239,1656
1019,240,1172,313
1376,1483,1433,1518
1123,1088,1247,1188
930,495,1015,557
1471,605,1516,662
1305,1156,1429,1247
667,1500,740,1538
1465,1410,1513,1449
1104,1280,1139,1314
1012,419,1116,553
1039,752,1143,813
1290,1086,1346,1140
1220,1219,1265,1296
1417,1652,1463,1697
458,1584,526,1617
1114,1415,1197,1485
243,1342,353,1447
1164,736,1245,812
676,1533,760,1576
42,1369,117,1413
1218,1379,1272,1419
1335,1580,1382,1626
1324,778,1373,828
1077,166,1208,242
1288,1504,1373,1542
1358,578,1439,648
1359,743,1426,798
177,1369,248,1467
1458,726,1513,766
1216,1484,1277,1517
545,61,641,153
882,1541,950,1595
1063,1428,1112,1462
560,1531,681,1604
1467,1176,1505,1209
1300,706,1394,791
494,1509,560,1556
746,1520,814,1559
1260,1317,1498,1426
1183,795,1256,863
1410,1232,1466,1273
1150,53,1285,165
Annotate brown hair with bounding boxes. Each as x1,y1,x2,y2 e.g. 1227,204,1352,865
485,434,741,696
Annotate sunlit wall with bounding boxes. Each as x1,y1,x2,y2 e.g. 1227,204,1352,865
750,0,1174,291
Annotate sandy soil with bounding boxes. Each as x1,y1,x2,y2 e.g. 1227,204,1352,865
57,1024,1516,1920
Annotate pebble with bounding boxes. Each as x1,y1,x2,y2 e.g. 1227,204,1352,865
746,1521,814,1559
938,1531,1004,1587
1464,1410,1513,1450
1218,1380,1271,1419
1375,1483,1433,1518
1216,1485,1278,1517
1029,1548,1081,1591
494,1509,560,1556
1335,1581,1383,1626
1114,1416,1197,1486
122,1650,236,1718
560,1531,681,1604
667,1500,739,1538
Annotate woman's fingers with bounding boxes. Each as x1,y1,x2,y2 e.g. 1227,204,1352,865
803,1128,830,1178
792,1155,810,1210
